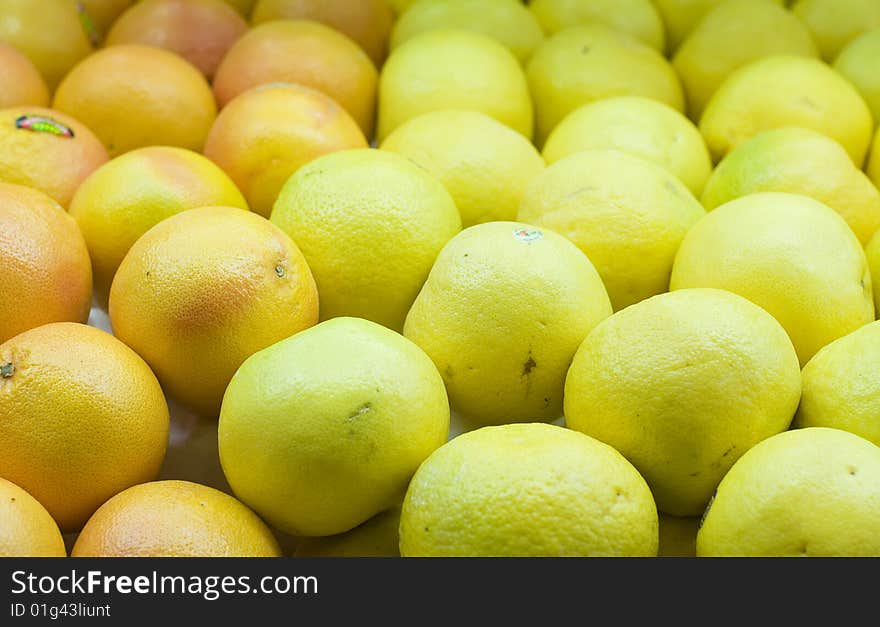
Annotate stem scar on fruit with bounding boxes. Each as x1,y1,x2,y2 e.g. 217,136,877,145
1,363,13,378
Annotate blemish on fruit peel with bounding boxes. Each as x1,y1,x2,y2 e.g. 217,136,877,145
513,228,542,242
15,115,75,138
1,363,13,378
346,402,372,422
275,265,286,278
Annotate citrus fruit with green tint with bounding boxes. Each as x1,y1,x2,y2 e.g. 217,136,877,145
701,127,880,244
0,0,92,89
0,44,49,108
541,97,711,196
377,29,533,142
0,106,108,207
791,0,880,61
529,0,665,52
833,29,880,125
218,317,450,537
518,149,705,311
388,0,415,13
653,0,785,53
204,83,367,218
390,0,544,64
0,183,92,344
698,55,874,166
697,428,880,556
70,146,249,299
399,423,658,556
672,0,817,120
109,206,319,417
212,20,377,137
72,480,281,557
870,131,880,188
564,288,801,516
105,0,248,80
294,507,401,557
270,149,461,332
862,230,880,323
404,221,611,426
0,322,169,532
671,192,874,365
53,44,216,156
251,0,393,66
658,515,699,557
794,321,880,447
380,110,545,227
0,477,66,557
526,23,683,145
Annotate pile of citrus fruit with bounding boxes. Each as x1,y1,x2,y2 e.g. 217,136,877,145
2,0,880,559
